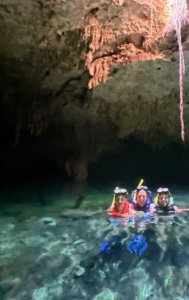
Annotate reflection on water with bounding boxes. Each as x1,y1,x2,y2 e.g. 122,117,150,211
0,181,189,299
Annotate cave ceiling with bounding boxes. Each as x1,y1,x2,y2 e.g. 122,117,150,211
0,0,189,179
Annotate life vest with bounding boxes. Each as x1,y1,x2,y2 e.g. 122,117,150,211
131,190,152,213
155,204,175,215
107,203,129,217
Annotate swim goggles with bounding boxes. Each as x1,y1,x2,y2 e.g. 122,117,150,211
157,187,170,193
114,188,128,195
136,185,148,191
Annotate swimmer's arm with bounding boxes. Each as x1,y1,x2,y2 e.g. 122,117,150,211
108,212,128,218
107,209,124,217
129,208,136,214
129,209,143,215
130,210,144,216
107,206,116,216
107,210,118,216
174,205,189,213
128,204,135,213
119,213,130,218
107,205,115,213
149,203,156,212
128,204,140,215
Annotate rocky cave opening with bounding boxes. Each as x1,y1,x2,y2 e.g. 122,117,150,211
1,104,189,190
0,0,189,195
1,3,189,300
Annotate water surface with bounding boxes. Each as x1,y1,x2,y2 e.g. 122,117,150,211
0,180,189,299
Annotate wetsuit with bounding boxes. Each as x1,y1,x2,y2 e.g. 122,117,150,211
155,204,176,215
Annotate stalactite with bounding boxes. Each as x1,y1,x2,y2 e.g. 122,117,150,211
164,0,189,141
83,0,189,142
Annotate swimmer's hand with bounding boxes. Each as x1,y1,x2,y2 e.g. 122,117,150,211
119,213,129,218
128,208,136,215
135,211,144,215
174,206,189,213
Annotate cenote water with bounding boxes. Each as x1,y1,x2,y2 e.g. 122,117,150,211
0,142,189,300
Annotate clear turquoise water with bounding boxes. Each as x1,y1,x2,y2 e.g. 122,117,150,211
0,179,189,299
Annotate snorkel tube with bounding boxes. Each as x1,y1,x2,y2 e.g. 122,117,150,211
111,179,144,206
111,187,118,206
134,179,144,201
111,187,128,206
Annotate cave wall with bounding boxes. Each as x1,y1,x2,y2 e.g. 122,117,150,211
0,0,189,181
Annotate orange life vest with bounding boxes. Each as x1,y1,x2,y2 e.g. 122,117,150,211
107,203,130,217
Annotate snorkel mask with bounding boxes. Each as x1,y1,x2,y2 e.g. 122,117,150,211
154,187,171,205
114,188,128,195
134,185,149,201
157,187,170,194
111,187,128,206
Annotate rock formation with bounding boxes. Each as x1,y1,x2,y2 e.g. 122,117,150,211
0,0,189,181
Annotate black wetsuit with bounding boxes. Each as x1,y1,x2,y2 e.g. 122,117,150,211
155,204,175,215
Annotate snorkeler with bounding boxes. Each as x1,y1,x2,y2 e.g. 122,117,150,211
154,187,189,214
130,185,155,213
107,188,130,218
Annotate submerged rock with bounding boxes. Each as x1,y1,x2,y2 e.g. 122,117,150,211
41,217,57,226
1,208,189,299
74,265,85,277
93,288,115,300
60,209,103,219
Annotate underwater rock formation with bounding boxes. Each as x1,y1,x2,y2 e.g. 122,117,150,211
1,208,189,300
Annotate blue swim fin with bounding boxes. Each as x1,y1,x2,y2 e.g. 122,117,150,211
98,240,111,254
126,241,134,253
138,241,148,255
126,235,148,255
132,242,140,254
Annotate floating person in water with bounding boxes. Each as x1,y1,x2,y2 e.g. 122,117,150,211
107,184,153,228
107,187,131,218
154,187,189,214
130,185,155,213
